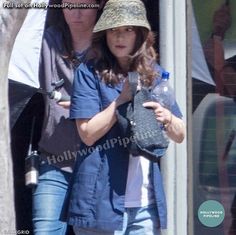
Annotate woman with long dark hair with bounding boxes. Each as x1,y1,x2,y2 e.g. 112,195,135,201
68,0,185,234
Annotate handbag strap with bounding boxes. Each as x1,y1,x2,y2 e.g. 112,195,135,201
127,72,139,97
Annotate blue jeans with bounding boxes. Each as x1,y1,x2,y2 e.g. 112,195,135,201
32,162,72,235
73,204,160,235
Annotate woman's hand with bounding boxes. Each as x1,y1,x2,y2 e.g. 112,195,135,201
142,101,172,124
57,101,71,109
142,101,185,143
115,79,132,107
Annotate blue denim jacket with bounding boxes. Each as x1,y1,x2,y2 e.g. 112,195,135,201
67,62,182,231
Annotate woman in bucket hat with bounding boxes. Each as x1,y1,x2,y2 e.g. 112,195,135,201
67,0,185,234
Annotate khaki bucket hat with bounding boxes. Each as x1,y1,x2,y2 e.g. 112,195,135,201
93,0,151,33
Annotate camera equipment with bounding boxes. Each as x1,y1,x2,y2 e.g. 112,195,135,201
38,79,70,102
25,117,39,187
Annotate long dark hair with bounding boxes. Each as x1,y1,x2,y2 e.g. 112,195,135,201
89,26,158,87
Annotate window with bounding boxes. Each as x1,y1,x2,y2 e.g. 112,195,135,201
191,0,236,234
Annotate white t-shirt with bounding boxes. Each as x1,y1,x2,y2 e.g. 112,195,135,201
124,155,155,208
8,0,48,88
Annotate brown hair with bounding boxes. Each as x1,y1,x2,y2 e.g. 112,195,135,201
88,26,158,87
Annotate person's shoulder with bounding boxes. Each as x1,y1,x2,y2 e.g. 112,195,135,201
76,60,97,79
77,60,93,71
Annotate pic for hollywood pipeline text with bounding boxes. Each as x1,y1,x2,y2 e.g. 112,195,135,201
2,1,100,10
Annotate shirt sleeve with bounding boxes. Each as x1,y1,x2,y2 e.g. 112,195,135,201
70,63,101,119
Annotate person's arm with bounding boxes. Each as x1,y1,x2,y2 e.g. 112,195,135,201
40,28,72,109
74,78,132,146
76,101,117,146
203,3,231,66
142,101,185,143
161,108,185,143
203,35,225,74
57,101,71,109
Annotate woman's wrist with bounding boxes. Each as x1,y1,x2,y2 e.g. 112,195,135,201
163,112,173,131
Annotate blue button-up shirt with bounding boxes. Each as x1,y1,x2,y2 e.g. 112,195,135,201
68,62,182,231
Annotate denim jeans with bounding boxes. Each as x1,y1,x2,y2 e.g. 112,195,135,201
73,204,160,235
32,162,72,235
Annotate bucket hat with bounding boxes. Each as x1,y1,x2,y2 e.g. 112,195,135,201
93,0,151,33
